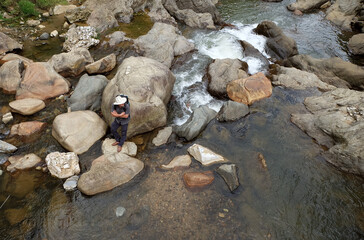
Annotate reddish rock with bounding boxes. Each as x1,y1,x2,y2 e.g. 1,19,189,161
0,53,33,67
10,121,46,138
227,72,272,105
16,62,70,100
183,171,214,188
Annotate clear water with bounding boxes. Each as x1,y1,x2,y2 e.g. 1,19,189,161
1,0,363,239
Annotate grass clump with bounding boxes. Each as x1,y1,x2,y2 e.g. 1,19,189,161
19,0,39,16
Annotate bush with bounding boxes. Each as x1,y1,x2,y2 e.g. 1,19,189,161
18,0,39,16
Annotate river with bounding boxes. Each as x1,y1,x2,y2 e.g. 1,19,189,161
1,0,363,239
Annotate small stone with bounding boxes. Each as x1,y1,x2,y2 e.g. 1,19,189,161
0,140,17,153
39,32,49,40
50,30,58,38
42,167,48,172
293,9,303,16
116,207,126,217
36,166,42,170
63,22,70,29
216,164,240,192
43,12,50,17
7,153,42,172
218,213,225,218
63,175,79,191
152,127,173,146
223,208,229,212
38,25,46,29
183,171,214,188
26,19,40,27
0,169,3,176
2,112,13,124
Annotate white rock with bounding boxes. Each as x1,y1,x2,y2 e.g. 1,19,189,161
45,152,80,179
27,19,41,27
2,112,13,124
38,25,46,29
43,12,50,17
161,155,191,169
187,144,228,166
63,175,79,191
0,169,2,176
115,207,126,217
50,30,59,37
152,127,172,146
101,138,137,157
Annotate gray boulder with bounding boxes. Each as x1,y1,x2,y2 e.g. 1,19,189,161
348,33,364,55
325,0,361,31
207,59,248,98
101,56,176,138
134,22,194,68
67,74,108,111
48,48,94,77
216,164,240,192
0,140,17,153
283,54,364,89
217,101,250,122
175,105,217,141
254,21,298,60
0,32,23,55
291,88,364,176
65,6,92,24
287,0,329,13
0,59,24,94
86,8,118,33
147,0,177,26
240,40,270,68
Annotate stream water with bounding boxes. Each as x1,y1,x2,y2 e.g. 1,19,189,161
1,0,364,239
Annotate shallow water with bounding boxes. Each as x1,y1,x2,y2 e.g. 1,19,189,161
1,0,364,239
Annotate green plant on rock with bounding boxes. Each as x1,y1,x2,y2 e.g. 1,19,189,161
18,0,39,16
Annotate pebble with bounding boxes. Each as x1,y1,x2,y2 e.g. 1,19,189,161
38,25,46,29
50,30,58,38
40,32,50,40
36,166,42,170
63,175,79,191
116,206,126,217
218,213,225,218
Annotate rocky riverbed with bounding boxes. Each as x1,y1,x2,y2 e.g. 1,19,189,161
0,0,364,238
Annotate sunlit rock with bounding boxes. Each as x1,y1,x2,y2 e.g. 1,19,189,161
0,59,24,93
53,4,77,15
102,138,137,157
2,112,13,124
86,8,118,33
9,98,46,115
348,34,364,55
161,155,191,169
216,164,240,192
7,153,42,172
63,25,100,52
152,127,172,146
227,72,272,105
183,171,214,188
52,111,107,154
187,144,228,166
45,152,80,179
77,153,144,195
0,32,23,55
287,0,328,13
85,53,116,74
64,6,91,24
0,53,33,66
0,140,17,153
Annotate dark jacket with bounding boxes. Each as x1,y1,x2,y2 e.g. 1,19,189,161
111,103,130,125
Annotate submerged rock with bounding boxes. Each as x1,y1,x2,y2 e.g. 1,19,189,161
175,105,217,141
0,32,23,55
227,72,272,105
216,164,240,192
152,127,173,146
45,152,80,179
63,175,79,191
77,153,144,195
67,74,108,111
85,53,116,74
7,153,42,172
217,101,250,122
187,144,228,166
10,121,46,139
9,98,46,115
183,171,214,188
52,111,107,154
0,59,24,93
161,155,192,169
0,140,17,153
102,138,137,157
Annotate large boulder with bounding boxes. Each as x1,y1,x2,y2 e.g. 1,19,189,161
287,0,329,13
48,48,94,77
7,154,42,172
63,26,100,52
101,56,176,138
0,59,24,93
77,153,144,195
9,98,46,115
64,6,91,24
254,21,298,60
45,152,80,179
207,59,248,98
85,53,116,74
86,8,118,33
0,32,23,55
147,0,177,26
272,66,336,91
16,62,70,100
67,74,108,111
348,33,364,55
134,22,194,68
291,88,364,176
240,40,270,69
175,105,217,141
52,111,107,154
227,72,272,105
325,0,361,31
217,101,250,122
283,54,364,89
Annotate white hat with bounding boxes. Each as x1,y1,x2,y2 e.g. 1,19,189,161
114,96,127,105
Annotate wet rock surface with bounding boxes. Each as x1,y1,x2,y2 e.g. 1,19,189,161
0,140,17,153
7,153,42,172
183,171,214,188
63,175,79,191
217,101,250,122
45,152,80,179
187,144,228,166
216,164,240,192
63,26,100,52
161,154,192,169
287,0,329,13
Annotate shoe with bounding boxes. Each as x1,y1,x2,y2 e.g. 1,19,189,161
112,141,119,146
117,146,122,152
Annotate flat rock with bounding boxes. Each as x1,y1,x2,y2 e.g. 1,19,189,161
161,155,192,170
0,140,17,153
10,121,46,138
0,59,24,93
52,111,107,154
77,153,144,195
187,144,228,166
0,32,23,55
217,101,249,122
102,138,137,157
63,175,79,191
9,98,46,115
45,152,80,179
227,72,272,105
7,153,42,172
216,164,240,192
183,171,214,188
152,127,173,146
85,53,116,74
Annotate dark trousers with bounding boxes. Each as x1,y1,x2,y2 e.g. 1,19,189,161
111,121,128,147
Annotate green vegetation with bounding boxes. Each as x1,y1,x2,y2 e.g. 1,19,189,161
19,0,39,16
112,11,154,39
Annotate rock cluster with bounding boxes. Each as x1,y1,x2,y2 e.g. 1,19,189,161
63,26,100,52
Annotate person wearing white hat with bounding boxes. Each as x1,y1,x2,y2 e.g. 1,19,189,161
110,95,130,152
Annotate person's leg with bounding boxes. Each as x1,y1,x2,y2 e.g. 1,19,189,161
118,123,128,147
111,121,121,144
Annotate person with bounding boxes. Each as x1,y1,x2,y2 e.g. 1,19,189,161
110,95,130,152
